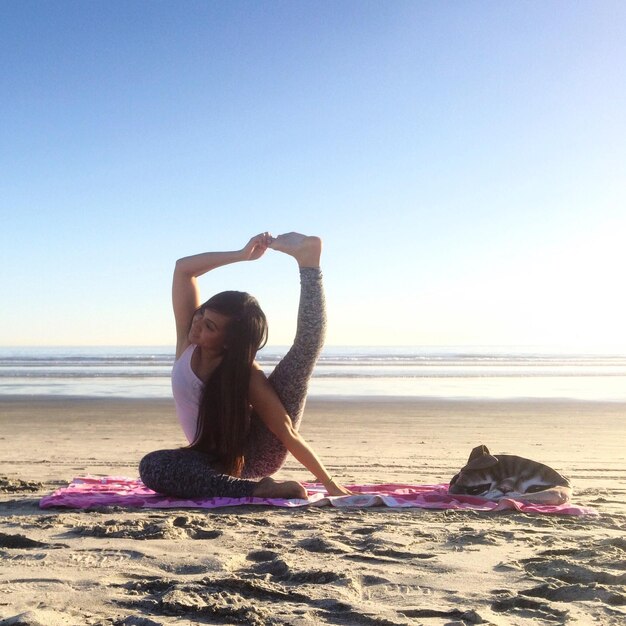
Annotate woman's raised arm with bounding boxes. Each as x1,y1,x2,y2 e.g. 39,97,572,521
172,233,273,357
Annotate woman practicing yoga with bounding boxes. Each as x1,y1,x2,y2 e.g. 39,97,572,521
139,232,351,499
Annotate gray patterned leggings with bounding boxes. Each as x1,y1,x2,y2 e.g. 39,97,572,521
138,267,326,499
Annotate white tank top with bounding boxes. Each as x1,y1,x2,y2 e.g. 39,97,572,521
171,344,204,443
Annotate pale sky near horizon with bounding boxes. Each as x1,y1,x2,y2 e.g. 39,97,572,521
1,1,625,349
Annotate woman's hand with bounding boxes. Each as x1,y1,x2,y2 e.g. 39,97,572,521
324,479,353,496
241,232,274,261
172,233,273,358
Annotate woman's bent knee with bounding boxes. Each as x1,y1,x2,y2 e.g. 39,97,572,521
138,449,173,491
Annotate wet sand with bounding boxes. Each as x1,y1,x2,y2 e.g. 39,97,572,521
1,396,625,625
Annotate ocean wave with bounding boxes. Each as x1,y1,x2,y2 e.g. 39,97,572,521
2,346,626,400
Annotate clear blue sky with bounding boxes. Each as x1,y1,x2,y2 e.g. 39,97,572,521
1,1,625,348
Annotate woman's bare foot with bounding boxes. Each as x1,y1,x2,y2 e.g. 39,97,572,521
269,232,322,268
253,477,308,500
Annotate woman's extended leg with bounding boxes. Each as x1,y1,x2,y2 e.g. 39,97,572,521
242,235,326,478
268,265,326,424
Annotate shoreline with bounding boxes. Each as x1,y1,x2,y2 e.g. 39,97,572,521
4,392,626,404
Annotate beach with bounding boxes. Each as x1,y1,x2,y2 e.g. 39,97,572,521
4,0,626,623
1,395,625,625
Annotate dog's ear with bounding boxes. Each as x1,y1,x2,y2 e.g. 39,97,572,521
464,444,499,470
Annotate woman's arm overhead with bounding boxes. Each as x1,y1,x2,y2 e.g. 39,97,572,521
172,233,273,358
249,368,352,496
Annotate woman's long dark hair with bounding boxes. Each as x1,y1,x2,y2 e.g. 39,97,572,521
189,291,268,476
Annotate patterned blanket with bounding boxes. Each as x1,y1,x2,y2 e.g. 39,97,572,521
39,477,598,515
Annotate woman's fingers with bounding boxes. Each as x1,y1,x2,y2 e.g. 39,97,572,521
326,483,353,496
244,232,274,259
252,232,274,248
253,232,274,243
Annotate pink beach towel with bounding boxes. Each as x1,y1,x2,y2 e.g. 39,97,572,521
39,477,598,515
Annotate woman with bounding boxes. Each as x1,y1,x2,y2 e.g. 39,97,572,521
139,232,351,499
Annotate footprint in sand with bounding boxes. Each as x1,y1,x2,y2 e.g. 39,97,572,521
297,536,351,554
246,549,280,562
399,607,484,622
70,517,225,541
0,532,50,549
446,529,501,548
111,617,164,626
115,576,304,625
0,608,79,626
523,556,626,586
67,547,150,568
361,574,392,585
520,581,626,605
116,574,393,626
491,594,569,621
356,535,433,561
350,526,378,536
492,538,626,624
248,556,347,585
0,532,68,550
0,477,43,493
158,562,220,576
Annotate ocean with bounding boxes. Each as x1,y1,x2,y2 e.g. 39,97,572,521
1,346,626,401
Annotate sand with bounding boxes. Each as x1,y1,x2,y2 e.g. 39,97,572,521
1,395,625,625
